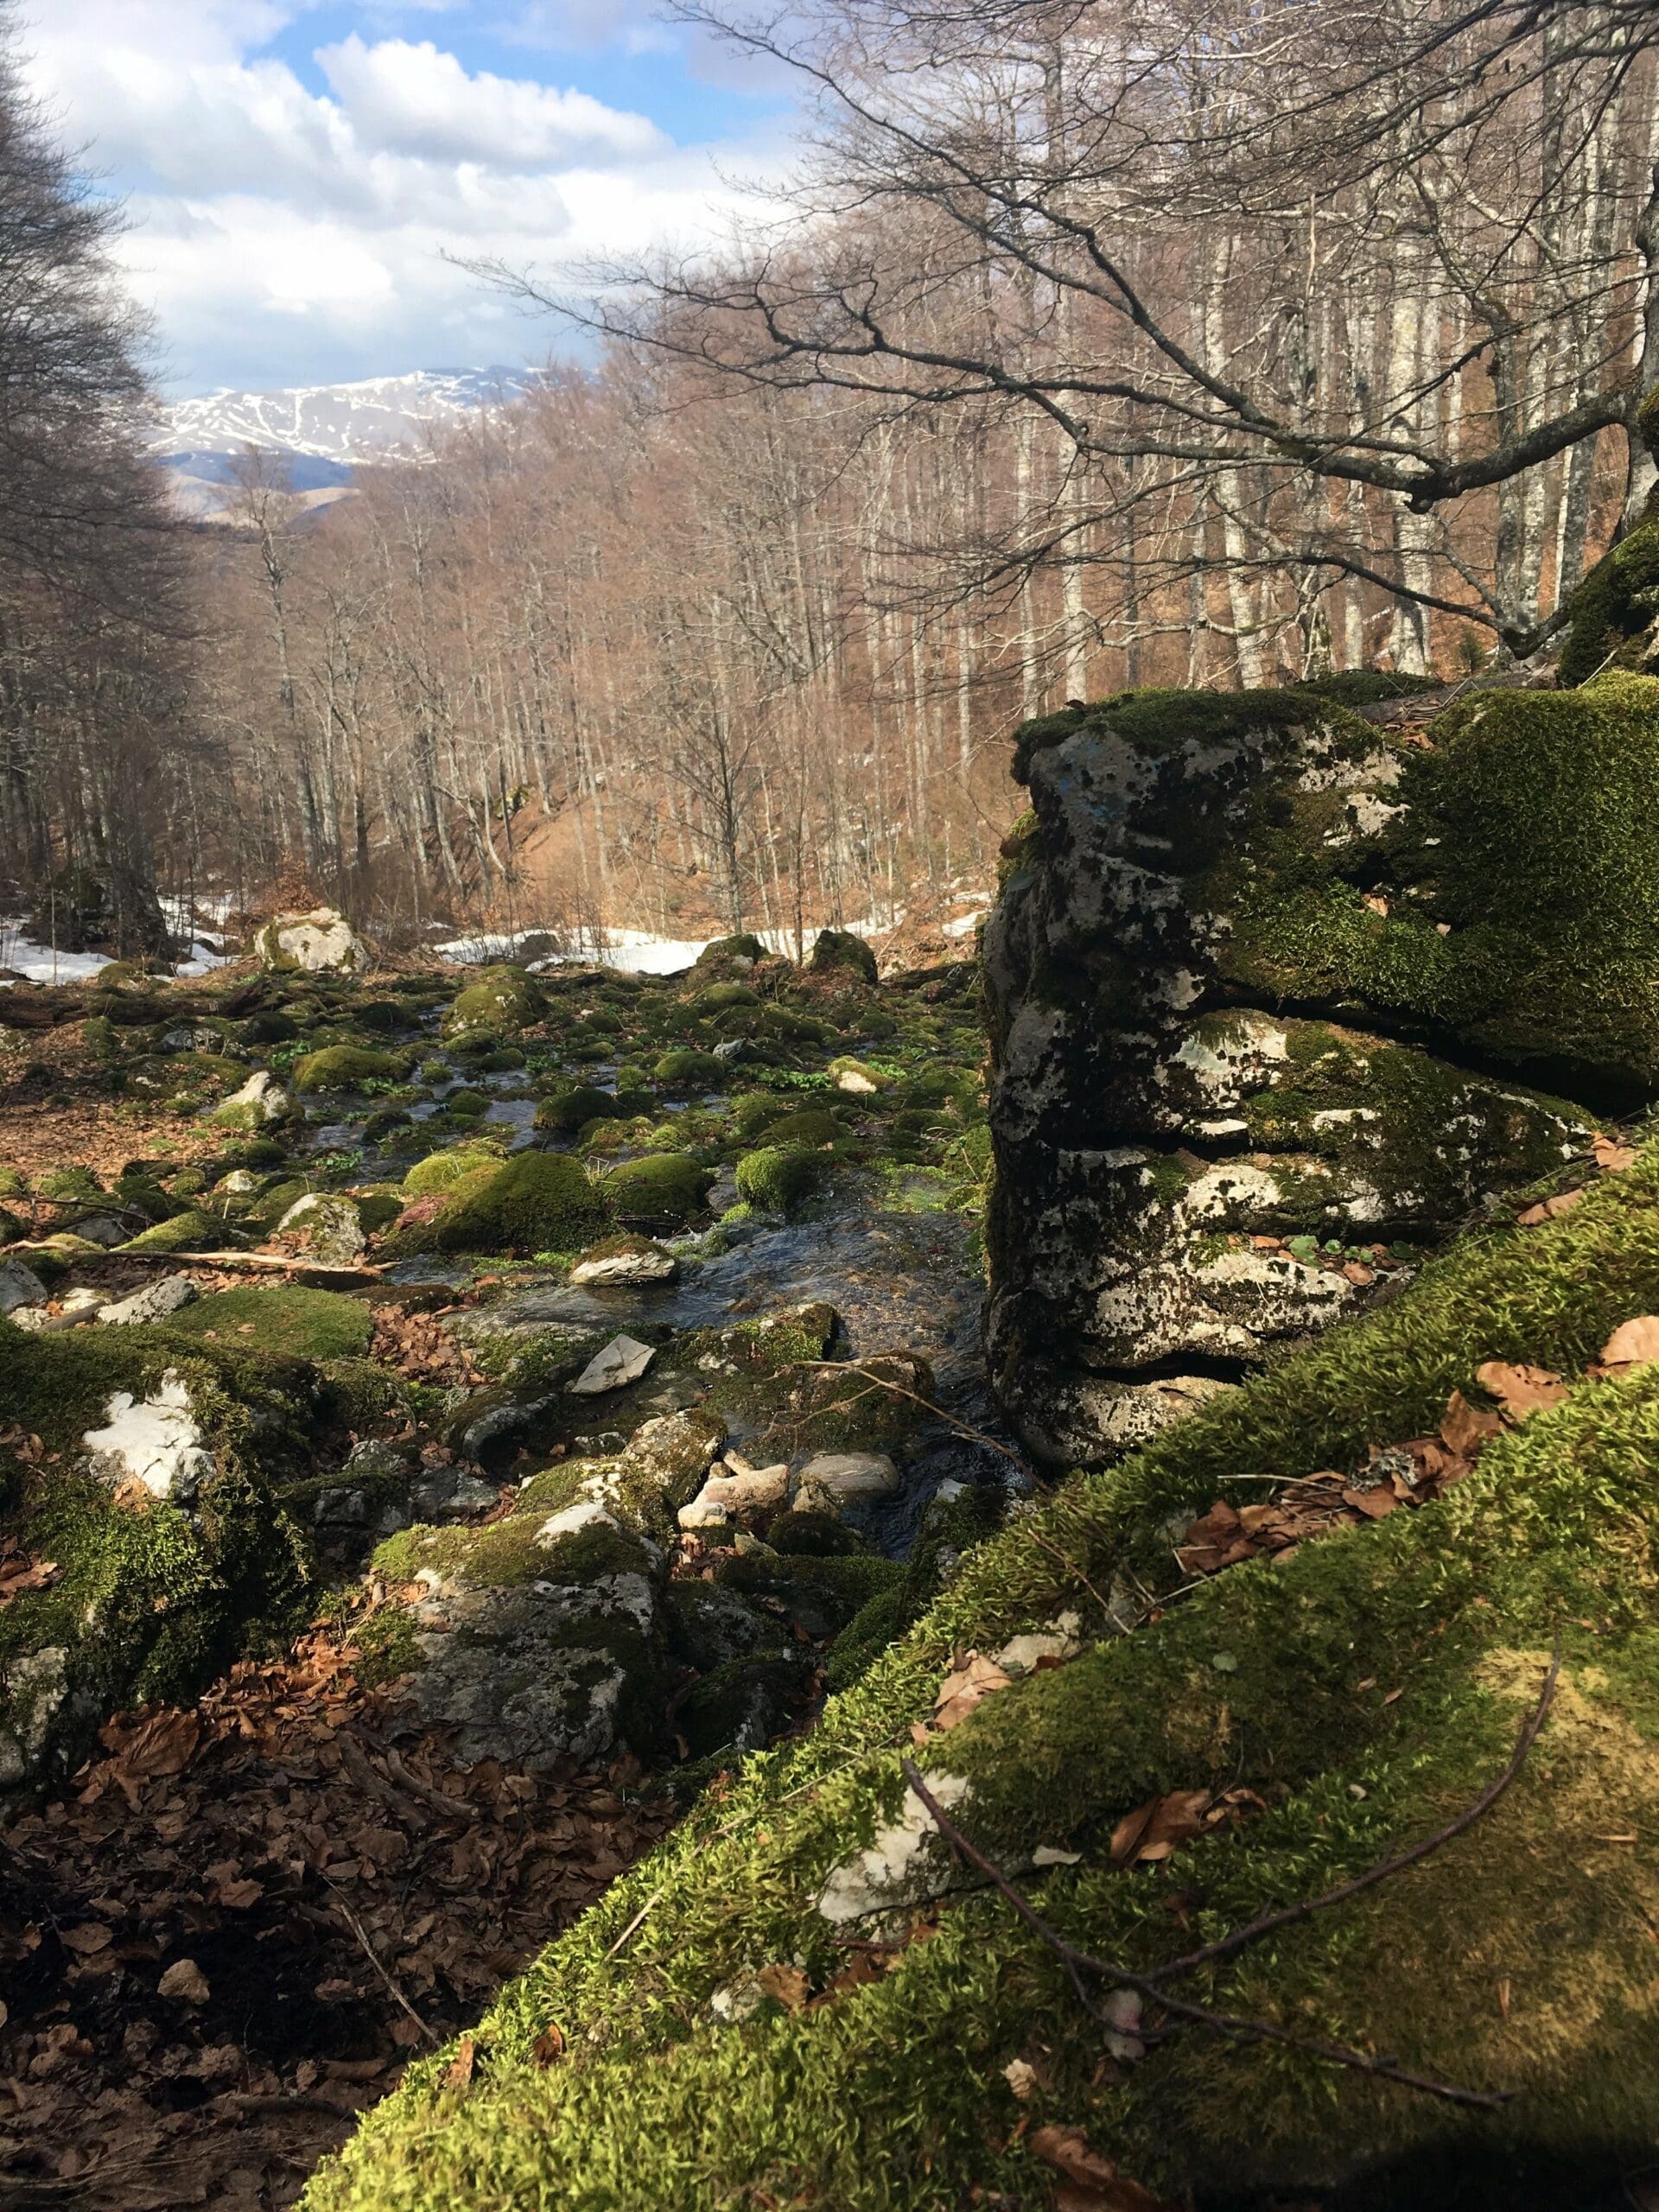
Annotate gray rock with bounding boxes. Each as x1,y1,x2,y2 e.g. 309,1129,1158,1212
68,1215,128,1249
276,1192,365,1265
712,1038,758,1064
252,906,367,974
99,1274,200,1326
569,1333,656,1395
569,1243,677,1287
410,1469,500,1522
210,1070,290,1128
445,1383,559,1461
0,1260,48,1316
793,1451,901,1509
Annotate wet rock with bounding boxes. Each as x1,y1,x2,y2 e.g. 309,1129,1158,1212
569,1238,677,1287
252,906,368,974
444,1382,560,1463
98,1274,200,1326
569,1334,656,1395
792,1451,901,1510
0,1260,48,1315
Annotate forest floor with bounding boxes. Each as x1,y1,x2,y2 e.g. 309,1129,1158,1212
0,934,997,2208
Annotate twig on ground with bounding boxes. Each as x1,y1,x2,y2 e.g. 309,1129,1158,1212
899,1648,1560,2112
799,1360,1033,1478
316,1874,438,2047
601,1884,666,1961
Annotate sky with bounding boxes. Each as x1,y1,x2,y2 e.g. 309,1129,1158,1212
16,0,799,397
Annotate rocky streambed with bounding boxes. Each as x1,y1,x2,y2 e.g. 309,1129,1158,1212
0,923,1007,2203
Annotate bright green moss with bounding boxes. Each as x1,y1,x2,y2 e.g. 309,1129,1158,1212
1559,510,1659,687
535,1084,624,1135
442,966,543,1043
119,1210,234,1253
401,1143,502,1195
734,1144,826,1213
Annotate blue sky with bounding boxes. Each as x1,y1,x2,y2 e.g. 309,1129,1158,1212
19,1,798,396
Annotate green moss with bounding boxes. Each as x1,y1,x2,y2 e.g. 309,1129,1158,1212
603,1153,713,1225
808,929,879,983
693,933,767,969
160,1286,372,1362
402,1143,502,1195
292,1045,404,1093
735,1145,827,1213
1560,511,1659,687
119,1210,235,1254
385,1151,612,1257
654,1049,727,1093
535,1084,625,1135
442,966,543,1043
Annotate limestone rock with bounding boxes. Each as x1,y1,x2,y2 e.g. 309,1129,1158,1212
99,1274,200,1318
82,1370,214,1501
792,1451,900,1510
210,1070,289,1129
569,1334,655,1395
252,906,367,974
276,1192,366,1265
569,1240,677,1287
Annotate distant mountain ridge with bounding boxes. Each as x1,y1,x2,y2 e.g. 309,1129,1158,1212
149,367,537,520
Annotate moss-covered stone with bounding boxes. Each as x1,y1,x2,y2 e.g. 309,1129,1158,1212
603,1153,714,1226
401,1143,503,1196
735,1145,826,1213
442,965,543,1044
160,1286,373,1362
654,1049,727,1093
1559,507,1659,688
808,928,879,984
535,1084,625,1136
118,1210,235,1254
292,1044,404,1094
386,1151,613,1257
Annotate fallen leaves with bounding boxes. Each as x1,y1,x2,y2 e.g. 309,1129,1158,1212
157,1959,209,2004
926,1650,1014,1734
0,1532,59,1605
1593,1134,1637,1173
442,2036,477,2091
1601,1314,1659,1370
1473,1361,1569,1421
755,1962,810,2012
1028,2124,1177,2210
1516,1189,1584,1227
369,1304,484,1389
1109,1788,1264,1870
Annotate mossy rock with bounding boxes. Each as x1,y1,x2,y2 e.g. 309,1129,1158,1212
735,1144,827,1214
755,1108,842,1151
654,1049,727,1094
536,1085,625,1136
385,1152,612,1257
808,928,878,984
300,1138,1659,2211
119,1211,236,1254
36,1166,104,1203
0,1325,312,1788
402,1144,503,1196
442,965,543,1044
1559,506,1659,688
292,1045,404,1094
693,933,767,971
239,1011,300,1046
603,1153,715,1227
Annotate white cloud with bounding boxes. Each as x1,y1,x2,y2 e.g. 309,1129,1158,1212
15,1,794,393
317,35,664,163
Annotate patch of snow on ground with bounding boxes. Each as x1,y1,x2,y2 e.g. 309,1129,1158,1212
434,914,912,976
0,912,235,987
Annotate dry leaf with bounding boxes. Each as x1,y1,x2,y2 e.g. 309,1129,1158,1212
1109,1789,1211,1868
1440,1389,1502,1458
1593,1135,1637,1173
931,1651,1013,1732
755,1962,810,2012
158,1958,209,2003
1474,1360,1568,1421
1516,1189,1585,1226
60,1923,113,1955
1029,2125,1175,2210
442,2035,476,2090
1602,1315,1659,1370
531,2023,565,2065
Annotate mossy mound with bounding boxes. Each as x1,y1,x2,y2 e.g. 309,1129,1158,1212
602,1153,714,1226
653,1049,727,1094
1559,503,1659,688
692,933,767,972
401,1144,502,1196
160,1286,373,1362
535,1084,625,1136
292,1045,404,1094
442,965,543,1044
304,1141,1659,2211
119,1210,235,1254
808,927,879,984
386,1151,612,1257
734,1144,827,1213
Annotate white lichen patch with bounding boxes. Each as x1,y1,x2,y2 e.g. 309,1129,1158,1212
0,1644,69,1784
82,1370,214,1501
817,1769,971,1925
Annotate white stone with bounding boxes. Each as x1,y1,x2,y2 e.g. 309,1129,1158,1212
82,1370,213,1501
99,1274,200,1326
836,1069,879,1095
702,1463,789,1512
0,1260,48,1316
59,1287,105,1318
569,1245,677,1287
568,1334,656,1395
254,906,367,974
817,1769,971,1923
213,1070,289,1125
793,1451,900,1509
995,1611,1083,1674
676,1493,731,1530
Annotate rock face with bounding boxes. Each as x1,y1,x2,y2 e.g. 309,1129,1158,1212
252,906,367,974
982,678,1659,1465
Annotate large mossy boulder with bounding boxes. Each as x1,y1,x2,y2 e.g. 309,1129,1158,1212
808,927,879,984
386,1150,612,1256
0,1324,311,1796
982,676,1658,1465
252,906,368,974
442,963,544,1044
603,1152,714,1227
303,1140,1659,2212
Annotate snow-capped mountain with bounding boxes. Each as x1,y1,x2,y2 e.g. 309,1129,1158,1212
149,367,537,521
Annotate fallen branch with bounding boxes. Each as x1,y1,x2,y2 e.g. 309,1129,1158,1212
315,1873,438,2047
800,1359,1033,1478
111,1247,387,1282
899,1650,1561,2113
